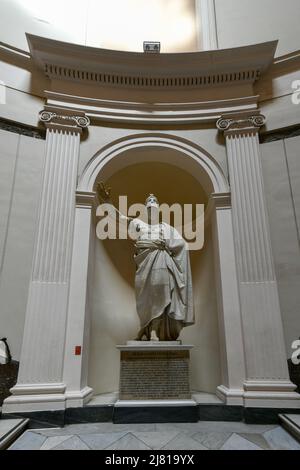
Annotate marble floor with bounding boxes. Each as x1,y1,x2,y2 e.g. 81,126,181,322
7,421,300,450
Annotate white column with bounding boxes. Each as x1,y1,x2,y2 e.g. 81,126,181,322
217,111,300,407
209,193,246,405
63,191,96,408
196,0,218,51
3,107,90,412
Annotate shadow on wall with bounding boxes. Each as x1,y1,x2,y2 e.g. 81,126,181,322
88,161,221,395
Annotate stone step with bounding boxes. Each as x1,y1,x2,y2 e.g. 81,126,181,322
279,414,300,443
0,418,29,450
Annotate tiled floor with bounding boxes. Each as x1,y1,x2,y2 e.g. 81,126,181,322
8,421,300,450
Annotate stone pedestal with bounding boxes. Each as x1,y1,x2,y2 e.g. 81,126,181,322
114,342,197,423
117,342,193,402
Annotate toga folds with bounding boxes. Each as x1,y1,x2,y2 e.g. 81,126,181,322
131,221,194,331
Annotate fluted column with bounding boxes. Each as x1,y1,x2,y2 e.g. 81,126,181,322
217,111,299,407
3,107,90,412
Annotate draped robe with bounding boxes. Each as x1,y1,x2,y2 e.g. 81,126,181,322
130,220,194,339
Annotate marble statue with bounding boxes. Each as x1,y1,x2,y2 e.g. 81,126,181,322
97,183,194,341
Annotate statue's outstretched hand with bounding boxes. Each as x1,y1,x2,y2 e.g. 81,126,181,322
97,181,112,203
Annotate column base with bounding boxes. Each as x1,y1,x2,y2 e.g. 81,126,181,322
2,383,66,413
217,381,300,408
65,387,94,409
243,380,300,408
2,383,94,413
216,385,245,406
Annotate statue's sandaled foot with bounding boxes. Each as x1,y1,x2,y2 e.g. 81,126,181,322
150,330,159,342
135,328,150,341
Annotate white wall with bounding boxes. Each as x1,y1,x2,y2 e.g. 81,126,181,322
0,130,45,360
261,136,300,357
0,0,198,53
215,0,300,56
2,0,300,57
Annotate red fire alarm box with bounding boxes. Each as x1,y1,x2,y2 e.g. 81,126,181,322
75,346,82,356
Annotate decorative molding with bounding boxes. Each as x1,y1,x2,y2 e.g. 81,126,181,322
76,191,96,209
27,34,277,90
78,134,229,195
260,124,300,143
244,380,296,392
39,106,90,133
205,192,232,230
0,40,31,59
46,91,259,125
217,111,266,136
209,192,231,209
10,383,66,395
0,117,45,140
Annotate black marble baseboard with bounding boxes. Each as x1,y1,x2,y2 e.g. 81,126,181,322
2,403,300,428
198,405,244,422
65,405,113,425
113,405,198,424
244,407,300,425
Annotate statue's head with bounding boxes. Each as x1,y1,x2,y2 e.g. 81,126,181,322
145,194,159,209
145,194,159,223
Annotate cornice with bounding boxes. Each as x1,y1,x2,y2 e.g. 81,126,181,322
27,34,277,91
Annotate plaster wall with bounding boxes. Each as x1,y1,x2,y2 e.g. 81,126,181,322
0,130,45,359
261,136,300,357
0,0,198,54
214,0,300,57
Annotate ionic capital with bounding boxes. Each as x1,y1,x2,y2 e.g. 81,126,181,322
39,106,90,134
217,111,266,137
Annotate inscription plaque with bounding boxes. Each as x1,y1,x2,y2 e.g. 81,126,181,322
118,345,192,400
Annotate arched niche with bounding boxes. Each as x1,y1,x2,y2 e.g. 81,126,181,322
63,133,245,407
88,157,220,394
